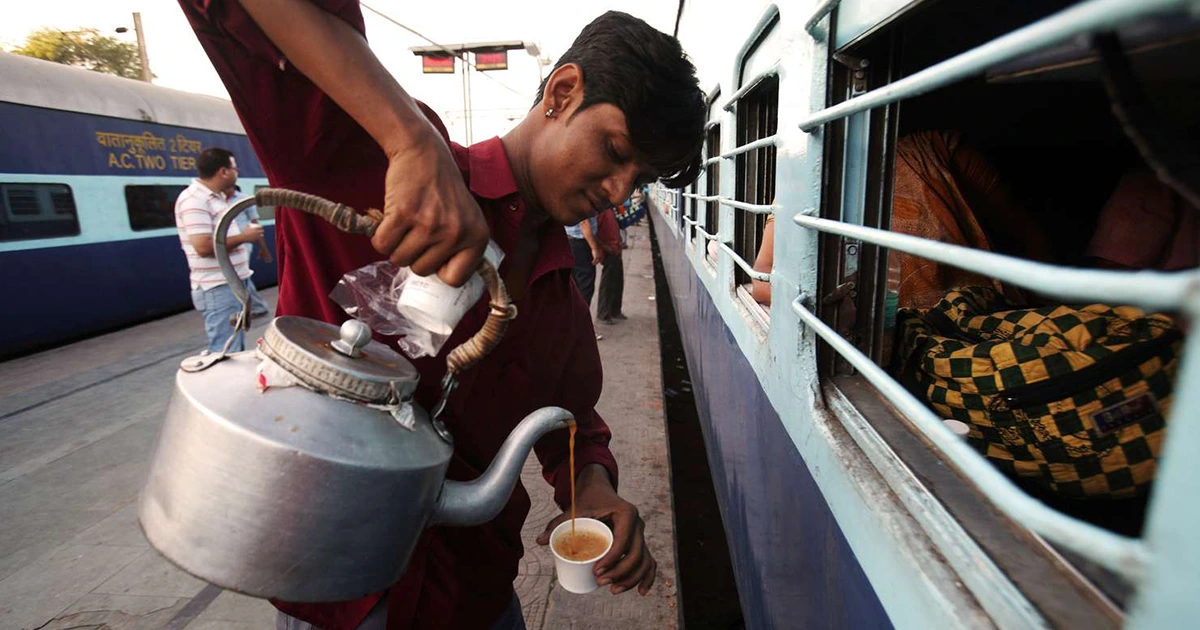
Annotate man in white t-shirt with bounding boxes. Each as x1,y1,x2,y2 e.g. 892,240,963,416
175,147,263,353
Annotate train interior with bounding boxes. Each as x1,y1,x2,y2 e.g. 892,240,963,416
824,0,1200,608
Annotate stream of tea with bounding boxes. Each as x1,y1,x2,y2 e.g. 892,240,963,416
569,419,577,536
557,418,609,562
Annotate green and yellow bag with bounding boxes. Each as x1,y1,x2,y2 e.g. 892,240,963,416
896,286,1183,499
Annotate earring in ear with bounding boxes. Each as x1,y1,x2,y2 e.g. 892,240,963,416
545,108,554,118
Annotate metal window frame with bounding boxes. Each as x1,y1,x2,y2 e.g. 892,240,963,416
703,108,722,257
681,214,721,242
791,0,1200,607
794,214,1194,312
805,0,841,38
798,0,1198,132
726,34,781,291
723,63,783,112
722,240,771,282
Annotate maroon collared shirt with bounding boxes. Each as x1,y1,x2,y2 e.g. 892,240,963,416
180,2,619,628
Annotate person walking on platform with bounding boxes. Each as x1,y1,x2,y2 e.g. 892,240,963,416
179,2,706,629
567,215,603,307
175,147,262,353
595,207,626,324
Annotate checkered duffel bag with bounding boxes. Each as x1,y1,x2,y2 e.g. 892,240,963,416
896,286,1183,499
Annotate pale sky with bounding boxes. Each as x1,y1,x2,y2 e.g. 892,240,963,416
0,0,680,143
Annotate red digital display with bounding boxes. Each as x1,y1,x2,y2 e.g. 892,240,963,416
422,55,456,74
474,51,509,71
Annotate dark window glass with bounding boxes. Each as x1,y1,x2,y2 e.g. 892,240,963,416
0,183,80,242
126,185,187,231
733,75,778,286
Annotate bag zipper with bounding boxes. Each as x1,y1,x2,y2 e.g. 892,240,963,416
999,329,1182,408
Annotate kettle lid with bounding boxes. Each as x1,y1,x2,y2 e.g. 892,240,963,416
259,317,419,404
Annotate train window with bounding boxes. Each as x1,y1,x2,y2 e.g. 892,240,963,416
676,188,685,233
252,186,275,221
126,185,187,231
684,181,696,242
703,122,721,266
732,75,778,288
0,183,80,242
808,0,1200,619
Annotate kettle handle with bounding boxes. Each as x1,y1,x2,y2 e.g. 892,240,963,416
212,188,516,376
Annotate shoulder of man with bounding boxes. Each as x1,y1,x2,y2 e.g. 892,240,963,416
175,183,213,213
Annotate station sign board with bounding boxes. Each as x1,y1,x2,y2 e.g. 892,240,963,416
422,54,456,74
474,51,509,71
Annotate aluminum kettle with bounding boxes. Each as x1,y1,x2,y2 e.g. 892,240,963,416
138,189,571,602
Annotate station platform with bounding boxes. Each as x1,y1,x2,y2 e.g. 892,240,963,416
0,223,679,629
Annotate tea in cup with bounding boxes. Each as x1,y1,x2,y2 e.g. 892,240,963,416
549,517,613,593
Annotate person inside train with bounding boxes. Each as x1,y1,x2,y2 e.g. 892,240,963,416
595,204,628,324
178,1,705,629
1086,168,1199,272
750,213,774,305
174,147,264,353
750,131,1052,308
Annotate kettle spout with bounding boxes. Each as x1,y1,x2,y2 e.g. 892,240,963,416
432,407,573,527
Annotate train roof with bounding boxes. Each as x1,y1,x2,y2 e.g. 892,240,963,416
0,51,245,134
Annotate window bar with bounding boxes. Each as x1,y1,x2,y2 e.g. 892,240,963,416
723,64,783,112
719,198,777,215
682,193,719,202
790,295,1149,581
797,0,1194,132
804,0,840,37
721,134,781,161
720,241,771,282
682,215,722,242
794,212,1195,312
703,155,722,168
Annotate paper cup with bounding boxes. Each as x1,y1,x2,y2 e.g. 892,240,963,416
549,518,614,594
943,419,970,438
396,273,484,335
395,241,504,335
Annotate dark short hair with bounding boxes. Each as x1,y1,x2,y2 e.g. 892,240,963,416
535,11,706,188
197,147,234,178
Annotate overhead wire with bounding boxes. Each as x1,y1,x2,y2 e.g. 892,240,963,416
360,2,532,99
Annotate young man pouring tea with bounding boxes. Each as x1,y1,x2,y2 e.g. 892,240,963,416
177,1,705,628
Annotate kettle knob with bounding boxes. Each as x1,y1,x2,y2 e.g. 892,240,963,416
331,320,373,358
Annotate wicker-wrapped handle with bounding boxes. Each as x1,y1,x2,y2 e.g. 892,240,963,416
254,187,515,376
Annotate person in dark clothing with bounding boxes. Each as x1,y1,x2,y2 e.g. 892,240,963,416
596,207,626,323
567,216,602,306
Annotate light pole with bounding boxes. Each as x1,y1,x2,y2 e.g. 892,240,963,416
115,12,152,83
460,52,473,145
523,42,551,85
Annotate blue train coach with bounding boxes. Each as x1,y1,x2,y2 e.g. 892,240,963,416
655,0,1200,628
0,52,272,359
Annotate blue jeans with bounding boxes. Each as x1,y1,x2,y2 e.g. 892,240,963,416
569,237,596,307
275,593,525,630
246,277,271,316
191,279,252,353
